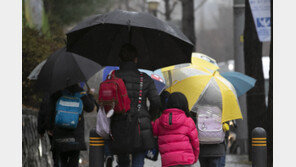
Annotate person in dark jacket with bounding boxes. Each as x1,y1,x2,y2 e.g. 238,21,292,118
37,83,95,167
198,121,228,167
110,43,161,167
199,143,225,167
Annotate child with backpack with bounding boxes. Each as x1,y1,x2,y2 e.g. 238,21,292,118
152,92,200,167
38,83,95,167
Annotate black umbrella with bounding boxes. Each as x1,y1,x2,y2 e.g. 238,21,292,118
66,10,194,71
35,47,102,94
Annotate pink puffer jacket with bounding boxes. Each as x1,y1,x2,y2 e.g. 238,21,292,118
152,108,199,167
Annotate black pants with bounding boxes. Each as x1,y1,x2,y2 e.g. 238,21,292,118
53,150,80,167
199,156,221,167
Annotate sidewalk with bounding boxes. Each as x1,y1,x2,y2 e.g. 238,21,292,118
112,154,251,167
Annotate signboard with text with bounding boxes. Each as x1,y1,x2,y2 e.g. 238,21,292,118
249,0,271,42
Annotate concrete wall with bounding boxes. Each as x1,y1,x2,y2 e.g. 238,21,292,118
22,108,53,167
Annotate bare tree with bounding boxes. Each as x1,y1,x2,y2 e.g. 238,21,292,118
124,0,131,10
195,0,207,11
180,0,196,49
163,0,178,20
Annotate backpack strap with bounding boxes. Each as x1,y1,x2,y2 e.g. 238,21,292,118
137,72,144,112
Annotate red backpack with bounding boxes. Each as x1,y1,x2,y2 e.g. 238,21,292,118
98,71,131,113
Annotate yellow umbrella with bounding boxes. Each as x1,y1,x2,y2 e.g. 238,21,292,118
161,52,218,73
191,52,219,72
165,66,242,123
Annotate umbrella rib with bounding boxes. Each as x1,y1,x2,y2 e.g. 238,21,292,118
194,77,214,107
71,55,89,82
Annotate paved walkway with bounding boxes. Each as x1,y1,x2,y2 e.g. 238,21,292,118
112,154,251,167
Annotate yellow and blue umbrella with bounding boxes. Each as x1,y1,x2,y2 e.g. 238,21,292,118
162,65,242,123
191,52,219,72
191,53,255,97
160,52,219,81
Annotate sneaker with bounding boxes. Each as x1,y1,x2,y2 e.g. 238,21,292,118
106,156,113,167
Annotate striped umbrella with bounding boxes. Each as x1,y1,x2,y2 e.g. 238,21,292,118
162,65,242,123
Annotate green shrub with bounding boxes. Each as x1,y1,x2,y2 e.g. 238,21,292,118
22,26,64,108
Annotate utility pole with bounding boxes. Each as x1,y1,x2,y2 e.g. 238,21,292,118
233,0,248,154
244,0,266,161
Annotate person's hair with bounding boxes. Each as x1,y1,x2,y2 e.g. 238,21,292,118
119,43,138,62
160,90,171,111
166,92,190,116
65,83,82,93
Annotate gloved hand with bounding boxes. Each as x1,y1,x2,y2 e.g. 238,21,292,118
223,123,229,132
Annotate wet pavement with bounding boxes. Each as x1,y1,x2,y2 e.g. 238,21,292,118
112,154,252,167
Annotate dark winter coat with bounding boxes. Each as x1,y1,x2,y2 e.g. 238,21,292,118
111,61,161,152
37,85,95,152
199,143,226,157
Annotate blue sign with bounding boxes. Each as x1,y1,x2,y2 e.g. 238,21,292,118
249,0,271,42
256,17,271,28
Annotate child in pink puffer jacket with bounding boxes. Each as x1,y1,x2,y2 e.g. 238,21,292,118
152,92,200,167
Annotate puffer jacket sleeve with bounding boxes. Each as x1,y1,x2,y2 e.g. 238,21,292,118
187,118,200,163
146,76,161,120
151,119,159,137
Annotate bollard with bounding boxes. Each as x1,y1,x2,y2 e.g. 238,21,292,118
89,128,104,167
252,127,267,167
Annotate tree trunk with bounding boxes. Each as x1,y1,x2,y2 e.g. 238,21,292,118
181,0,196,49
124,0,130,10
164,0,171,20
267,0,273,166
244,0,267,161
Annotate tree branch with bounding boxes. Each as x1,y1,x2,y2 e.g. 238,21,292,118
195,0,207,11
157,9,166,16
169,0,178,14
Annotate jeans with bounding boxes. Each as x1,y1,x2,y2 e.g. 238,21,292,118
104,139,113,157
199,157,221,167
218,155,226,167
117,151,146,167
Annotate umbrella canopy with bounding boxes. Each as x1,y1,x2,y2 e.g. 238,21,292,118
87,66,166,95
220,71,256,97
35,47,102,94
66,9,193,71
27,59,47,80
160,52,219,75
191,52,219,72
163,66,242,123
